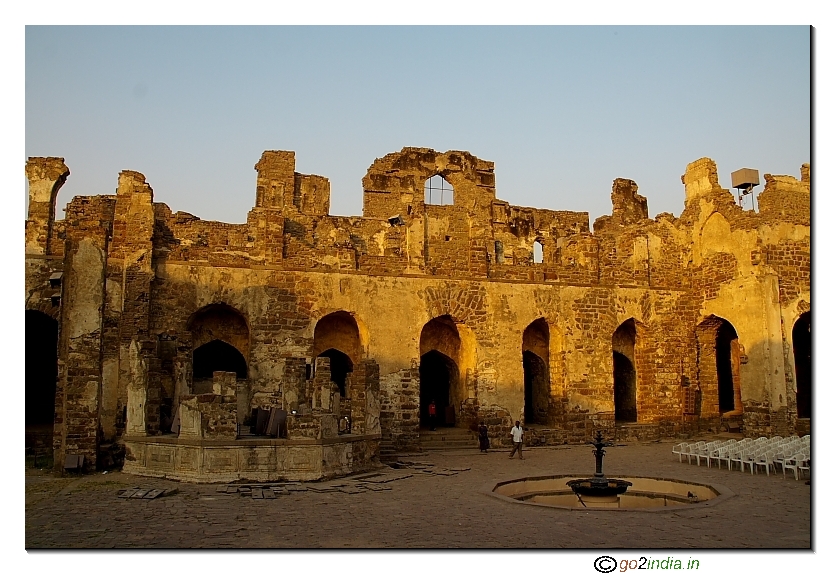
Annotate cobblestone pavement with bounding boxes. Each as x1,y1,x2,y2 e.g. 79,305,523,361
25,439,811,549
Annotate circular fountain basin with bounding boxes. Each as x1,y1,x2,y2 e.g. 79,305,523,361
487,475,733,511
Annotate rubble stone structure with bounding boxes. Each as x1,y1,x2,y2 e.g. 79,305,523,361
25,148,811,477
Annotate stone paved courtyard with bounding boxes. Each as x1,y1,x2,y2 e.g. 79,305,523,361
25,439,811,549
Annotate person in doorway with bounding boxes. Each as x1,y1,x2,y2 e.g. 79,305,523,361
509,420,524,459
428,400,437,431
478,421,489,453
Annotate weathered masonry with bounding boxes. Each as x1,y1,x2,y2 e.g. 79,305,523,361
24,148,811,477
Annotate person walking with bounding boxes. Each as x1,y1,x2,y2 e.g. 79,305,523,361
509,420,524,459
478,421,489,453
428,400,437,431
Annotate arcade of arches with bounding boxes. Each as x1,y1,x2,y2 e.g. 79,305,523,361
24,150,810,473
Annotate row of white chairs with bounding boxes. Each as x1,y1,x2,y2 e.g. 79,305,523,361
672,435,810,479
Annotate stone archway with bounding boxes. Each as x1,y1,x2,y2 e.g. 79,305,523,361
793,312,811,419
696,315,742,419
613,319,637,423
313,311,364,397
419,315,470,428
522,318,549,425
187,303,249,395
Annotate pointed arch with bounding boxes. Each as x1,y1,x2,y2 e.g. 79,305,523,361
187,303,250,392
313,311,365,397
522,318,549,424
424,174,454,206
613,318,637,423
695,315,742,418
419,314,474,428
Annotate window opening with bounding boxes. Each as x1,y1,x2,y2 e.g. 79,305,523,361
533,240,544,264
424,175,454,206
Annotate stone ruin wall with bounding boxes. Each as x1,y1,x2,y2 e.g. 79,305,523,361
24,147,811,469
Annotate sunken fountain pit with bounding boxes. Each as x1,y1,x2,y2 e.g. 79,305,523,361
487,431,732,511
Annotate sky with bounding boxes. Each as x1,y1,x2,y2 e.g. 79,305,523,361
25,26,810,226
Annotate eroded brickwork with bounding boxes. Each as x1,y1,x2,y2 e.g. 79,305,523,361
24,149,811,471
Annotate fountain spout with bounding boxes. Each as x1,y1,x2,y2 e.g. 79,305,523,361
566,430,632,500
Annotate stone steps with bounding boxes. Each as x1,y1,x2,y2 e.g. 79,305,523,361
419,429,477,451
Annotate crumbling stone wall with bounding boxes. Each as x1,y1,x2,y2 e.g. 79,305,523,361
25,148,811,469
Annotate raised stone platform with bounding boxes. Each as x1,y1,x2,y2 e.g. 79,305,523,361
122,434,382,483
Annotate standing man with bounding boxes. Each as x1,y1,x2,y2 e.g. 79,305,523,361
509,420,524,459
428,400,437,431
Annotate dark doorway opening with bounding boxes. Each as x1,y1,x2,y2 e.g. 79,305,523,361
716,321,738,413
318,348,353,397
613,319,638,423
419,350,458,428
522,318,550,425
26,310,58,428
193,340,247,379
793,312,811,419
613,352,637,422
523,350,548,424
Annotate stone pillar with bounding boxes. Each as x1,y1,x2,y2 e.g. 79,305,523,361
349,359,379,435
110,171,156,435
311,356,333,412
55,237,106,471
364,360,381,436
282,357,308,412
26,157,69,255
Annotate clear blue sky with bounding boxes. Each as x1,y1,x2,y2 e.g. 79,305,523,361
25,26,810,225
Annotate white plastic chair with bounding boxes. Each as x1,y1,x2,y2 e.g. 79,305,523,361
709,445,730,469
672,442,689,463
783,454,810,480
754,450,776,476
686,441,705,465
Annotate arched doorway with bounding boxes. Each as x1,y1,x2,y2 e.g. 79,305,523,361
419,350,459,427
695,315,742,418
613,319,637,423
188,303,249,395
313,311,363,397
716,321,739,413
419,315,467,428
522,318,549,425
26,310,58,427
793,312,811,419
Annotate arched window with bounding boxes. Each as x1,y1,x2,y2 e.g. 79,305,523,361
424,175,454,206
